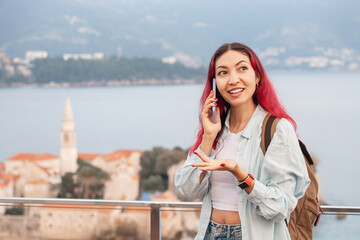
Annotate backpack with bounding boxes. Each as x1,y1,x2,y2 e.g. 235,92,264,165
261,114,323,240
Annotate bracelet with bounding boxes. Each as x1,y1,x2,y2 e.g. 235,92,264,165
238,175,249,183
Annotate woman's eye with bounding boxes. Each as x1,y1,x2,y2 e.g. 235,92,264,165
218,71,227,76
239,66,247,71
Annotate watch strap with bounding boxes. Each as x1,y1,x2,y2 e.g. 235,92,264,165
238,174,254,189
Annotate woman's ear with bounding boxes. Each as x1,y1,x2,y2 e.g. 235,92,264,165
255,75,260,86
255,72,260,85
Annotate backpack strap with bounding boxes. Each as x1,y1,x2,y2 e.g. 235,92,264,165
261,113,281,155
261,113,315,166
260,113,321,233
299,140,314,165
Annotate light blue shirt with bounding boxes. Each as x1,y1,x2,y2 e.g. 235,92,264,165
175,105,310,240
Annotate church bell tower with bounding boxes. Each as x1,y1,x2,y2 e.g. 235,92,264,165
60,97,78,175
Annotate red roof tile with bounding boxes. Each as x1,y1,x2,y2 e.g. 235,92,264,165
34,164,51,176
0,173,13,188
103,150,142,162
78,153,100,161
7,153,58,162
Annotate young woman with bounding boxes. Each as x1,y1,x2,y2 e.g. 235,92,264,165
175,42,310,240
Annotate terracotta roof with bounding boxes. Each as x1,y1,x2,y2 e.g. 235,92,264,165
26,179,47,185
6,153,58,162
0,163,5,171
0,173,13,188
103,150,142,162
34,164,51,176
78,153,100,161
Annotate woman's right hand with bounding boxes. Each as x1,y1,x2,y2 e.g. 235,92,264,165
201,90,221,139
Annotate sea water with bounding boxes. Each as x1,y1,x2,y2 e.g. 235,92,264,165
0,72,359,239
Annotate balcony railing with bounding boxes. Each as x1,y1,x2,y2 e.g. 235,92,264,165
0,197,359,240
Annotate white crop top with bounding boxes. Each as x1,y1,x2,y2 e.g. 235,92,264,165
210,131,242,211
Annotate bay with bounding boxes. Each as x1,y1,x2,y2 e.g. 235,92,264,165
0,72,360,239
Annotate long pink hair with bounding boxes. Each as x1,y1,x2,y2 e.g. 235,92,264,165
189,42,296,155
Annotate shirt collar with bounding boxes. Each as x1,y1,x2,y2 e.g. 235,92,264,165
224,105,267,139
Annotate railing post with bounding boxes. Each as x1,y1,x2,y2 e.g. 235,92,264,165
150,206,161,240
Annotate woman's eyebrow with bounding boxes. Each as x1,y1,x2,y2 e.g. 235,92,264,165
235,60,248,66
216,60,248,70
216,65,227,70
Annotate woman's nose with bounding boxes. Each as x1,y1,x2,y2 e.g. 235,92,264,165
228,72,240,84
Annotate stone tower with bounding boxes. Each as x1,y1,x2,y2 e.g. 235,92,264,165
60,97,78,175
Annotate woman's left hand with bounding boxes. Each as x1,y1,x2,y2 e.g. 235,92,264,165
192,151,238,173
192,150,253,193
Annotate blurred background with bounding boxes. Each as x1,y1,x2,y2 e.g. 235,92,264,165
0,0,359,239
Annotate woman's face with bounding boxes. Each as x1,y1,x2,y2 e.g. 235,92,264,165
214,50,259,109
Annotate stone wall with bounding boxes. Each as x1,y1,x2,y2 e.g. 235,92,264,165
0,215,40,240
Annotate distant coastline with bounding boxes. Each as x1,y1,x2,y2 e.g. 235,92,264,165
0,55,207,88
0,78,202,88
2,70,359,89
2,52,359,89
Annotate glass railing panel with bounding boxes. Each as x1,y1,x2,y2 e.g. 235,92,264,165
314,213,360,240
1,199,360,240
160,207,200,240
0,202,151,240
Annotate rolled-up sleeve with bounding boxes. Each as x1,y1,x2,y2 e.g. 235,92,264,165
174,147,214,200
246,119,311,222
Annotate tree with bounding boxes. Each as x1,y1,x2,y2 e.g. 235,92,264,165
58,159,109,199
58,172,79,198
30,57,206,84
139,146,187,193
141,175,166,193
140,147,166,180
76,159,110,199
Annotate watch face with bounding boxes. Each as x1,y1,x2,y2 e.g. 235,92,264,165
239,182,249,189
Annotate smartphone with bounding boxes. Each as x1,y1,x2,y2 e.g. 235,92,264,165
212,78,217,123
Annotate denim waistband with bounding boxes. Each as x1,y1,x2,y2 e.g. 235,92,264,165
209,220,242,231
206,220,242,239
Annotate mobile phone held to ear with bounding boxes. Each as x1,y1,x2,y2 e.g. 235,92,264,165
212,78,217,123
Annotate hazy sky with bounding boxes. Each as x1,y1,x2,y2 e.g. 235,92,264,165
1,0,359,63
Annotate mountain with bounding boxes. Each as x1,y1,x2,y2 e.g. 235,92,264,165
1,0,359,66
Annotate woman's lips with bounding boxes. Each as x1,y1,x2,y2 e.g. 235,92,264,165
228,88,244,97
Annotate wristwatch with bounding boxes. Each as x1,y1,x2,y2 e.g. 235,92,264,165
238,174,254,189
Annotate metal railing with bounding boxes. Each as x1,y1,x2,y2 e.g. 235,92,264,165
0,197,359,239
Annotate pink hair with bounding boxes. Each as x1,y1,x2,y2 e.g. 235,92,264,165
189,42,296,155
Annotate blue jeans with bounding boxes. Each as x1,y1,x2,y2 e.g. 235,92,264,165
204,220,242,240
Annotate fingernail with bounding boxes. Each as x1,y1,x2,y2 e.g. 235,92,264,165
213,98,218,101
210,90,214,94
220,163,225,167
214,103,217,106
194,152,199,156
191,164,195,167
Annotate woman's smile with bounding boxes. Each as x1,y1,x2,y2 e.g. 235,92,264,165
228,87,245,97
